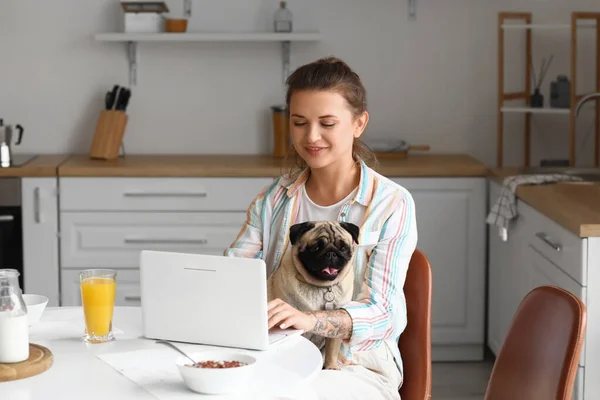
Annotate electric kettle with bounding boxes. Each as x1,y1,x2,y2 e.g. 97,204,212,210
0,119,25,168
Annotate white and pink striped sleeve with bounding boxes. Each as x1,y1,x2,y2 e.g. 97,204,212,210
223,188,267,259
342,191,418,351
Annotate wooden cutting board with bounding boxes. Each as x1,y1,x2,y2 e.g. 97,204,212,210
0,344,53,382
375,145,431,159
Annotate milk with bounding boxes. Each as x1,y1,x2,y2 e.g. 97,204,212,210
0,313,29,363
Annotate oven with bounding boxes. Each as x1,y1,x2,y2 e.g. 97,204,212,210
0,178,23,289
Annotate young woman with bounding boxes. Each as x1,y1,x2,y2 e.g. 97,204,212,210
225,57,418,400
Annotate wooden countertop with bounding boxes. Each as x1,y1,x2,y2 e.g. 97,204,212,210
5,154,597,237
58,154,288,177
377,154,488,177
57,153,489,177
0,155,71,177
489,168,600,237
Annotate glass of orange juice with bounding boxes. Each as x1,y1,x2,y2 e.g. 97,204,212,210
80,269,117,343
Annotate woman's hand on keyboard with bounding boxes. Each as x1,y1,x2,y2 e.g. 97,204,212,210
267,298,316,332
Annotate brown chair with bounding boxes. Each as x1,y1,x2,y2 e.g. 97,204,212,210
485,285,587,400
398,249,433,400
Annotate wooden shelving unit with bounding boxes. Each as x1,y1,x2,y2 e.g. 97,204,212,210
497,12,600,167
94,31,321,86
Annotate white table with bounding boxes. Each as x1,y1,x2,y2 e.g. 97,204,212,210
3,307,323,400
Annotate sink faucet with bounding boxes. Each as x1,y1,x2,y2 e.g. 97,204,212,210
575,92,600,116
574,92,600,168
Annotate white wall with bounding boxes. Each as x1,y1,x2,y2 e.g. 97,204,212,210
1,0,599,167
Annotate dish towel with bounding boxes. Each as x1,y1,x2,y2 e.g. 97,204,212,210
486,174,582,241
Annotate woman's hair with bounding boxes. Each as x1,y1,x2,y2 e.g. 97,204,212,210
283,56,378,176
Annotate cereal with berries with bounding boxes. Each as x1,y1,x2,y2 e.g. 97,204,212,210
187,360,248,369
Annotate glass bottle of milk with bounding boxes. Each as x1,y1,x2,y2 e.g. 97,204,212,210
0,269,29,363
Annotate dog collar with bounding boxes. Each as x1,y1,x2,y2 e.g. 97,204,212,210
324,287,336,310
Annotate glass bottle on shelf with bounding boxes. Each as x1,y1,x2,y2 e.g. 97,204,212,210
274,1,293,32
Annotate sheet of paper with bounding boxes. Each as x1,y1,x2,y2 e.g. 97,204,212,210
97,346,317,400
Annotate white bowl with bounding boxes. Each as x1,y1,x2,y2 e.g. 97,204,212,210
176,351,257,395
22,294,49,326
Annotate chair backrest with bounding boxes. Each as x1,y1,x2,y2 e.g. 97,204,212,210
485,285,587,400
398,249,432,400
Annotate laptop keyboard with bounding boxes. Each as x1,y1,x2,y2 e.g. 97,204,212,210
268,332,288,344
267,328,303,345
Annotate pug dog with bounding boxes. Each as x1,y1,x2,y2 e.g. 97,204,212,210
267,220,360,370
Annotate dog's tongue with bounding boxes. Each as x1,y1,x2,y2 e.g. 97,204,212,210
323,267,338,276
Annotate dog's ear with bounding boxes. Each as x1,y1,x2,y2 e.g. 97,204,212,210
340,222,360,244
290,222,315,245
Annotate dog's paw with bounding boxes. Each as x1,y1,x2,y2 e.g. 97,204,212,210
323,363,340,371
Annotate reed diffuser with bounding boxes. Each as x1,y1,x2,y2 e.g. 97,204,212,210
530,55,554,108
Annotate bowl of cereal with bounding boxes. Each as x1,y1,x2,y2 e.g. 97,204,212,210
176,351,257,395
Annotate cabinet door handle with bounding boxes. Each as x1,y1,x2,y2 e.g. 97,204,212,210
123,192,207,198
124,238,208,245
124,296,141,301
535,232,562,252
0,215,14,222
34,187,41,223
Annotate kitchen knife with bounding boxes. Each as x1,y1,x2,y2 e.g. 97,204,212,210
105,85,120,110
115,88,131,112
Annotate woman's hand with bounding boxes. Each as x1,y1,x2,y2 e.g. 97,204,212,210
267,298,316,332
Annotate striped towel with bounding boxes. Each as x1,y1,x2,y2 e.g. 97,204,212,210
486,174,582,241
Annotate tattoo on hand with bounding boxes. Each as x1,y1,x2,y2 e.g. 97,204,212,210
307,310,352,339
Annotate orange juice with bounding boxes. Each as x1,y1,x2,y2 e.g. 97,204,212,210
81,277,116,337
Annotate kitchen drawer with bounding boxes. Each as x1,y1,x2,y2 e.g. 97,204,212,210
527,244,587,367
59,177,273,212
60,212,247,268
61,269,141,307
524,203,586,286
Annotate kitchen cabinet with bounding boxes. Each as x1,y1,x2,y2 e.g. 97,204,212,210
58,177,273,307
60,212,247,268
54,175,489,362
487,180,532,356
391,177,487,362
21,177,60,306
59,177,272,212
487,180,600,400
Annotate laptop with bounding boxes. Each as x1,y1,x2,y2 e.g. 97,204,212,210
139,250,304,350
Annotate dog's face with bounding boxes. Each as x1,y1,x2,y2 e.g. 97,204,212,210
289,221,360,285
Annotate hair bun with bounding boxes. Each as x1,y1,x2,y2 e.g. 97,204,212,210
317,56,346,65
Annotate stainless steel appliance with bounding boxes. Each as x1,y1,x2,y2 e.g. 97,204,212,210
0,178,23,289
0,120,34,168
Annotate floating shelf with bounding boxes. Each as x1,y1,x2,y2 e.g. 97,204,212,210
501,106,571,115
94,31,322,86
94,32,322,42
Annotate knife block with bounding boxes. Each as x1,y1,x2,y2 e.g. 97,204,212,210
89,110,128,160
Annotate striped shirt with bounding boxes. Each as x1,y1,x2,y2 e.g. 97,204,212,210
223,159,418,374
